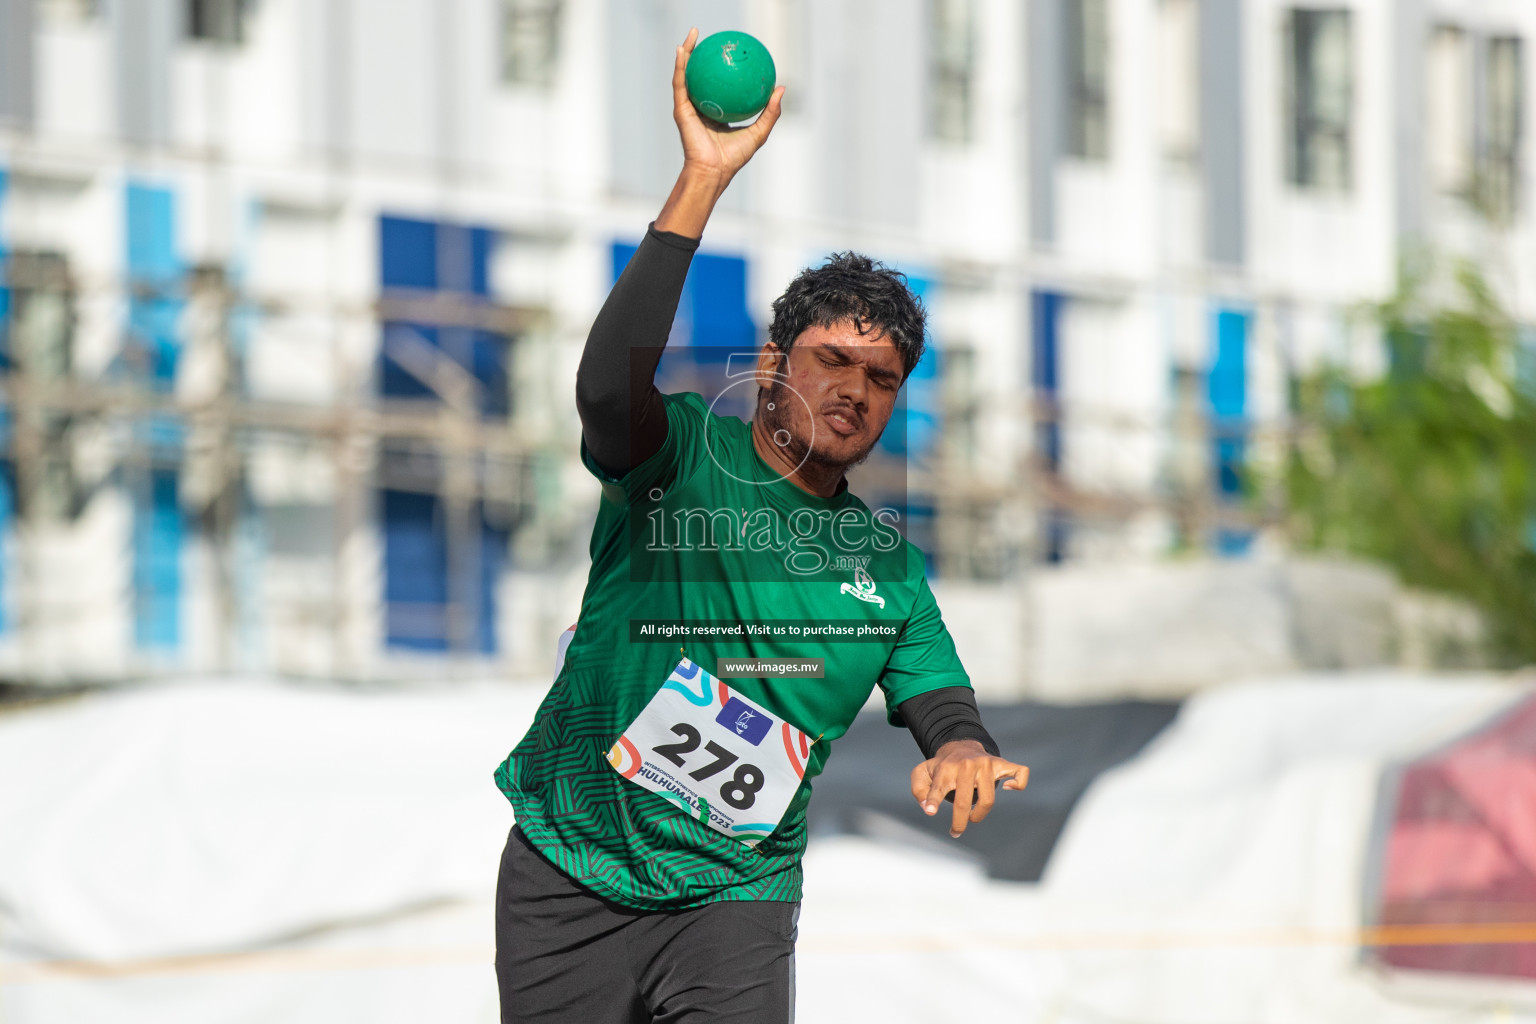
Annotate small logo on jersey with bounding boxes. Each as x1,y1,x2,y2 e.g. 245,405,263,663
839,565,886,609
716,697,771,746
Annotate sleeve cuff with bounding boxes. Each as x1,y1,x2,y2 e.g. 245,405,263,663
647,221,703,252
931,724,1001,758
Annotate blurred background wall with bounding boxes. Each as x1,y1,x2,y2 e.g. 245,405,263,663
0,0,1527,689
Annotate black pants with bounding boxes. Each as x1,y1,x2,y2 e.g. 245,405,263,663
495,826,799,1024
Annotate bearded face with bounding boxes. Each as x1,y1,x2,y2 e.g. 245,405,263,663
755,321,905,475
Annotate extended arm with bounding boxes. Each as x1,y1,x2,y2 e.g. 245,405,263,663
901,688,1028,839
574,28,784,477
883,575,1029,838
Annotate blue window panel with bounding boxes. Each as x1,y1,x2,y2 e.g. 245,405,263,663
380,321,441,401
134,469,182,650
379,321,510,417
379,215,507,415
125,185,184,649
1209,306,1249,497
1209,307,1248,417
382,489,448,652
381,216,496,296
126,184,179,284
1031,290,1063,394
896,273,938,461
378,214,506,654
125,183,183,388
690,252,755,350
1210,305,1252,556
470,227,493,297
1030,290,1064,473
1032,291,1064,480
1031,290,1068,562
380,216,440,291
381,489,502,654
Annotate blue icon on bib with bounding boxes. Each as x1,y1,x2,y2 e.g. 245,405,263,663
716,697,771,746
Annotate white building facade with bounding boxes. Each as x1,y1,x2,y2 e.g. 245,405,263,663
0,0,1527,680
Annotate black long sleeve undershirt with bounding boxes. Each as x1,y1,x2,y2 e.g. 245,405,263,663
575,223,697,476
895,686,1000,760
574,222,999,762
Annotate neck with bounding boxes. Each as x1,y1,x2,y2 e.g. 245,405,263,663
750,419,845,498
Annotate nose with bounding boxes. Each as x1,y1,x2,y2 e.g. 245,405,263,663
836,368,867,409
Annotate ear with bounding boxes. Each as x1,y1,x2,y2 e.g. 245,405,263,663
756,342,789,385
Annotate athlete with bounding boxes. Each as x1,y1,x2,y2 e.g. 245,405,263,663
493,28,1029,1024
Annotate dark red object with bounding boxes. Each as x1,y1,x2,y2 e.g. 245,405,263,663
1368,694,1536,979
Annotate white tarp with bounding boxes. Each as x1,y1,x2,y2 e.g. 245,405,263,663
4,671,1535,1023
799,672,1535,1024
0,681,535,962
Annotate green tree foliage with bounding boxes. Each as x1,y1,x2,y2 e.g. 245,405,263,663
1285,260,1536,665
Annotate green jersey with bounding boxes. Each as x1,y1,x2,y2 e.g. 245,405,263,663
494,391,970,909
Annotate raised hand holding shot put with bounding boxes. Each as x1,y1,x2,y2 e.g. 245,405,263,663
655,27,784,240
493,27,1028,1024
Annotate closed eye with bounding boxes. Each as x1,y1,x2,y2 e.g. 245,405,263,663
816,348,900,391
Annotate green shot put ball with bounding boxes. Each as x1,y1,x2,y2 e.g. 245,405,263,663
685,30,776,124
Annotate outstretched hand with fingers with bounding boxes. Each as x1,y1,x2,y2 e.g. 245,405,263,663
671,27,786,190
910,739,1030,839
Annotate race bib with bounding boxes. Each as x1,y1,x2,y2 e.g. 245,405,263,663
606,658,815,847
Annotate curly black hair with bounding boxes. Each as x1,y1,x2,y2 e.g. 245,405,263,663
767,252,927,380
